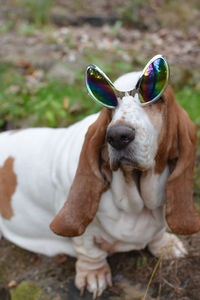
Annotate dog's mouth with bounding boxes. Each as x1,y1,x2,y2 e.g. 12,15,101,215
108,142,150,172
110,156,139,172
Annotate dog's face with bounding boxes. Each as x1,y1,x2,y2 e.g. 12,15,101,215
106,93,163,171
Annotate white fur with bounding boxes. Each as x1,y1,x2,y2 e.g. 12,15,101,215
0,71,187,297
0,114,98,257
109,94,160,170
114,71,142,91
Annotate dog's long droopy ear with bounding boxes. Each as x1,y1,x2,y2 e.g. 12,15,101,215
50,108,112,237
157,86,200,235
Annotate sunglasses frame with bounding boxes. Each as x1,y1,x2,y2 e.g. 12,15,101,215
133,54,170,106
86,64,124,109
86,54,169,109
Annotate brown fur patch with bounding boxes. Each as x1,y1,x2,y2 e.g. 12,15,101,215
0,157,17,219
153,86,200,234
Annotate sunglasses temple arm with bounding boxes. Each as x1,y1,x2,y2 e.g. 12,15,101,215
115,90,125,99
129,88,138,97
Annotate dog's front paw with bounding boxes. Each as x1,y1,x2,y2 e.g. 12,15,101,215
148,232,187,259
75,259,112,298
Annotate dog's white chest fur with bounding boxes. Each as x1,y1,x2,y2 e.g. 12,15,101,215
94,168,168,251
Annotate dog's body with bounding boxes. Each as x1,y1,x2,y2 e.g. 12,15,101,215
0,112,168,254
0,71,200,297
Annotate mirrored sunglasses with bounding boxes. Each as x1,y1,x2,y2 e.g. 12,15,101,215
86,54,169,108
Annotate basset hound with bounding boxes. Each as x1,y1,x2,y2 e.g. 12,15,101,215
0,56,200,298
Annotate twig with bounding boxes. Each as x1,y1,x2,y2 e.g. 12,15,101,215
157,259,163,299
163,278,182,291
142,256,162,300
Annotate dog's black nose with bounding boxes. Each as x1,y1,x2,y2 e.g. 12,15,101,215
106,124,135,150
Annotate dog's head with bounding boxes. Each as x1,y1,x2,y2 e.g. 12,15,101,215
50,62,200,237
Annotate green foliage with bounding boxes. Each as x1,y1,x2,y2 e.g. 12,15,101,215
136,256,147,268
175,87,200,125
118,0,148,25
108,21,123,38
0,20,14,33
10,282,41,300
2,0,200,32
19,23,37,36
0,63,99,128
114,61,133,72
1,63,200,130
25,0,53,26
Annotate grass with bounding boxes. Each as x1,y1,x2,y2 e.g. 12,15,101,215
176,88,200,125
0,63,200,129
5,0,199,34
0,62,200,127
0,63,100,128
10,282,41,300
25,0,53,27
142,255,163,300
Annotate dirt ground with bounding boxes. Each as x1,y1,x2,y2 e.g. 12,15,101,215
0,233,200,300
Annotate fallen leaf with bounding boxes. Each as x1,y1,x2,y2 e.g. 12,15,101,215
53,254,68,265
69,103,83,114
32,69,44,80
63,97,70,111
8,280,17,288
32,254,41,266
16,61,32,74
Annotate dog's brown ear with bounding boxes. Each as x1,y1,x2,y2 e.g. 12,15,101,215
50,108,112,237
157,86,200,235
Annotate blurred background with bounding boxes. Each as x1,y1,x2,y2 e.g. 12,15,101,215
0,1,200,299
1,0,200,128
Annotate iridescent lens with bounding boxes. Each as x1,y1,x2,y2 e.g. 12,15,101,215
139,57,168,103
86,65,118,108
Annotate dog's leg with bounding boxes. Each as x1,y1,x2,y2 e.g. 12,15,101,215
148,231,187,259
73,235,111,298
